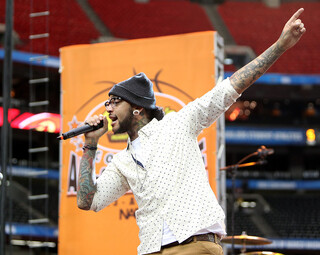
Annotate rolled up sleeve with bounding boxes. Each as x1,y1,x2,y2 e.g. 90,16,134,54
177,78,240,136
90,162,130,212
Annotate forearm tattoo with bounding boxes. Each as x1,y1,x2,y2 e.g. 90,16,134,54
77,149,97,210
230,42,284,93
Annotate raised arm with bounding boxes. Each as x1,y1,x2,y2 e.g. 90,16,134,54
230,8,306,94
77,114,108,210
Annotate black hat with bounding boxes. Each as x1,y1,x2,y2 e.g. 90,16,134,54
109,72,156,109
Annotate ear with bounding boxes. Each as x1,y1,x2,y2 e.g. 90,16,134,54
133,106,143,111
132,106,144,116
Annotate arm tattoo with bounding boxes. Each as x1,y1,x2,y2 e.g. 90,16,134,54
230,42,285,93
77,149,97,210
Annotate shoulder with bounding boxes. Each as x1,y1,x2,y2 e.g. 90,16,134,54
112,147,131,164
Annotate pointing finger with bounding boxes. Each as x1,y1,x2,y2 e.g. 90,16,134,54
288,8,304,23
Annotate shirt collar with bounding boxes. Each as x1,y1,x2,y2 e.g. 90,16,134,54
139,118,158,137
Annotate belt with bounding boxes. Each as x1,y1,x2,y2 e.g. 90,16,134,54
161,233,221,250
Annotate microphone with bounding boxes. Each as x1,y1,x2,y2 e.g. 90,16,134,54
257,145,274,158
57,121,104,140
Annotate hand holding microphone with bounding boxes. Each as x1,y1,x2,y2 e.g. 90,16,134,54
58,115,107,140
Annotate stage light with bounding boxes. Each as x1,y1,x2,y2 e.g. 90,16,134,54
306,128,316,146
228,107,240,121
240,201,256,208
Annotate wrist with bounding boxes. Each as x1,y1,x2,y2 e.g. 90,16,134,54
275,39,288,54
82,144,98,151
84,137,99,146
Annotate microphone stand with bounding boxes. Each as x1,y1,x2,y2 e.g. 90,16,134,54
220,150,268,255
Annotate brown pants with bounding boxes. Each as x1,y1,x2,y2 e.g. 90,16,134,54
149,238,223,255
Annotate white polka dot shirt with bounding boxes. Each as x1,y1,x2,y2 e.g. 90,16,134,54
90,78,240,254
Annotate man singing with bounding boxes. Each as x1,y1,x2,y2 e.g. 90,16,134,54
77,9,306,255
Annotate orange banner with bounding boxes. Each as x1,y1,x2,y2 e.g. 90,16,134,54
59,31,221,255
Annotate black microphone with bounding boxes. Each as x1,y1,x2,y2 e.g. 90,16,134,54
57,121,104,140
257,145,274,158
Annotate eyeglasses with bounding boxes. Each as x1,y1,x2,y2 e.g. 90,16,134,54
104,97,122,109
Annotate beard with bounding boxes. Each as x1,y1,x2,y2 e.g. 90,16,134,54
114,111,133,134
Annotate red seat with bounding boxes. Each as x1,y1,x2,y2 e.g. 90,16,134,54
87,0,214,39
7,0,100,56
218,2,320,74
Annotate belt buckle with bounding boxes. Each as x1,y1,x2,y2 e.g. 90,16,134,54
208,233,215,243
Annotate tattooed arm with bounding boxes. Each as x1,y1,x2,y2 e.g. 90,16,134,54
77,139,98,210
77,114,108,210
230,8,306,94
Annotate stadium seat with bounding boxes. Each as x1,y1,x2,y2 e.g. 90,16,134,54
218,2,320,74
87,0,214,39
7,0,100,56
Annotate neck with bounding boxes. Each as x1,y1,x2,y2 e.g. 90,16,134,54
127,112,150,141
